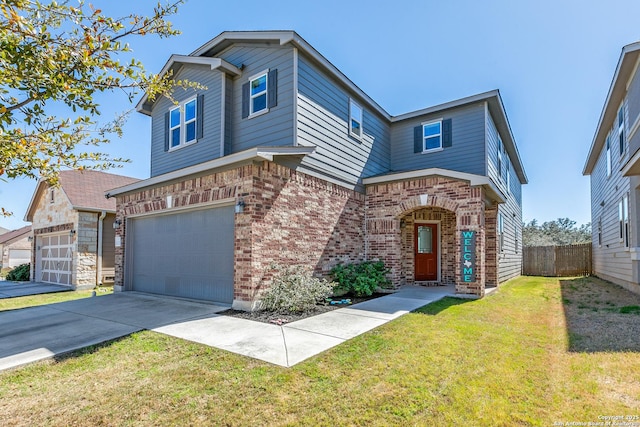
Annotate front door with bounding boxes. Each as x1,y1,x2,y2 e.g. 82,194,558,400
415,223,438,281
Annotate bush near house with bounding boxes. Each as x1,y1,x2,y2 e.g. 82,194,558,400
0,267,11,278
331,261,392,297
6,263,30,281
260,265,335,314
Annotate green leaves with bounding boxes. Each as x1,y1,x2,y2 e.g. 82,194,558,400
0,0,187,201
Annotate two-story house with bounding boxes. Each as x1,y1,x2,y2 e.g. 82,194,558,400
584,41,640,295
107,31,527,310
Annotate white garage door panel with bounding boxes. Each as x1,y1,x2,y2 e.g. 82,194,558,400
8,249,31,268
37,234,72,285
128,205,235,304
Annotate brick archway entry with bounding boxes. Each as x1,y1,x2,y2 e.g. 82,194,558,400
365,175,490,297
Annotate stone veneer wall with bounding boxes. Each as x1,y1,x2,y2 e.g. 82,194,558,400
365,176,488,297
75,211,99,289
115,161,364,308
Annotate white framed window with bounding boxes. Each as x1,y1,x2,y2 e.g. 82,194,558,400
349,99,363,138
618,104,625,156
606,134,611,177
169,97,198,149
422,120,442,152
249,71,268,116
620,194,630,247
506,159,511,194
497,137,503,180
598,217,602,247
498,213,504,253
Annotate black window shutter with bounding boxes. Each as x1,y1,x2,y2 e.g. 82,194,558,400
164,111,170,151
241,82,250,118
442,118,452,147
414,125,423,153
197,94,204,140
267,69,278,108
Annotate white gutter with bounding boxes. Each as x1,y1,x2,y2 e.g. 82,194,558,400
96,210,106,287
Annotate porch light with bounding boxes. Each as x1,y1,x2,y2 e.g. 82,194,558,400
235,198,246,214
27,236,33,242
113,219,122,229
69,230,76,237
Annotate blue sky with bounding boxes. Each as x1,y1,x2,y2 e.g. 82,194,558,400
2,0,640,230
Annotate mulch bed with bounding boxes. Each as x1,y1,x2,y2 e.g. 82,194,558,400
221,293,387,325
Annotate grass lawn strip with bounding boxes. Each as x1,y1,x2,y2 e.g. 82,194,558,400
0,277,638,426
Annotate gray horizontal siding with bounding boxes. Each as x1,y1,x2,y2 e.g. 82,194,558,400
627,68,640,154
390,103,485,175
590,104,633,283
296,54,390,185
219,43,295,152
498,192,523,283
150,65,222,177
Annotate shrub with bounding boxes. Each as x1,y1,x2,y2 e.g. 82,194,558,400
331,261,391,297
260,265,334,314
6,263,30,281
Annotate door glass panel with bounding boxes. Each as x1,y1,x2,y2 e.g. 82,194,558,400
417,226,433,254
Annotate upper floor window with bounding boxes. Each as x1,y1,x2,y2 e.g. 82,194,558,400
606,134,611,177
497,137,503,179
422,120,442,152
250,72,268,115
242,69,278,119
506,160,511,194
168,97,198,149
618,104,625,156
349,99,363,138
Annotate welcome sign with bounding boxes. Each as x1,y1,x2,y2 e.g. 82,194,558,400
460,230,476,282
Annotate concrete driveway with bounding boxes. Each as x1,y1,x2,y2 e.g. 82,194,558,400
0,281,71,298
0,293,228,371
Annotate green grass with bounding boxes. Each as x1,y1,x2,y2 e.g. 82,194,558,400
619,305,640,314
0,287,112,312
0,277,638,426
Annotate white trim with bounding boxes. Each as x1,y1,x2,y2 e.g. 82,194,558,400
125,198,235,219
293,47,299,147
349,98,363,139
220,76,226,158
626,55,640,91
136,56,240,114
414,220,441,282
421,119,443,152
248,69,269,117
168,96,198,151
106,146,316,197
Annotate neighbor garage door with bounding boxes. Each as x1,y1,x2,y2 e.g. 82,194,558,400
37,233,73,285
127,205,235,304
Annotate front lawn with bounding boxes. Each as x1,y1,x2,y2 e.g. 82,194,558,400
0,277,638,426
0,287,112,312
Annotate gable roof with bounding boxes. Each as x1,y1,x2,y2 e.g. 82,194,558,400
138,30,527,185
583,41,640,175
24,170,140,221
0,225,31,245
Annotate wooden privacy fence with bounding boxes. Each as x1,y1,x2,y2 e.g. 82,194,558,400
523,243,592,277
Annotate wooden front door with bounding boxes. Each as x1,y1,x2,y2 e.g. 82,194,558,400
415,223,438,281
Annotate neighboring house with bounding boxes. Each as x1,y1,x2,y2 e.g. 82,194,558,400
584,41,640,295
24,170,139,289
0,225,32,269
108,31,527,310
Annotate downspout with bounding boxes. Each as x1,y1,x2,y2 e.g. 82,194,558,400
96,210,106,287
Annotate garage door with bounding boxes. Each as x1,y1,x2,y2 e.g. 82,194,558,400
127,205,235,304
37,234,73,285
8,249,31,268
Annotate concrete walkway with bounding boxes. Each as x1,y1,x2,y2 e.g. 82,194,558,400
0,285,458,371
0,281,71,298
155,284,458,367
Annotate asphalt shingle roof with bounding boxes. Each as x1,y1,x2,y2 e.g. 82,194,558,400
0,225,31,244
58,170,140,211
